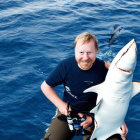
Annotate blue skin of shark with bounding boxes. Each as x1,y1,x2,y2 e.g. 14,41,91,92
84,39,140,140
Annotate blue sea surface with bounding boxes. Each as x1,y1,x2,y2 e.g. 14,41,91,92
0,0,140,140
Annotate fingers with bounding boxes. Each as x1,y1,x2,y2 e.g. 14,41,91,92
105,61,111,69
120,122,128,137
66,105,73,116
78,113,83,118
80,115,92,129
58,102,71,116
120,128,128,137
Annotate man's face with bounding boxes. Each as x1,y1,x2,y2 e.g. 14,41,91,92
75,40,98,70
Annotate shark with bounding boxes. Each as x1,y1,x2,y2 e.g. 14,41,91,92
84,39,140,140
109,25,123,46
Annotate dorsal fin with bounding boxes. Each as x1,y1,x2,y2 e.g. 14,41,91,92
132,82,140,98
113,25,118,30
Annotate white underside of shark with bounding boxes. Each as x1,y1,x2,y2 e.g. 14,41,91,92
84,39,140,140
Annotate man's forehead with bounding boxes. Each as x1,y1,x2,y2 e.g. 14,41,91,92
76,39,94,46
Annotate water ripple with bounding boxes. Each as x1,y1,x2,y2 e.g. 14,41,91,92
0,0,140,139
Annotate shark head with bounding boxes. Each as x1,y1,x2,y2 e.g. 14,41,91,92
107,39,137,81
84,39,137,96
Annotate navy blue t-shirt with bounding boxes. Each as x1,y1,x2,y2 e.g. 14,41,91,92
46,56,107,112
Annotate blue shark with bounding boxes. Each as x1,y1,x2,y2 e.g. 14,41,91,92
109,25,123,46
84,39,140,140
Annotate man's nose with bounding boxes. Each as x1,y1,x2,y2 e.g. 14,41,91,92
83,53,89,60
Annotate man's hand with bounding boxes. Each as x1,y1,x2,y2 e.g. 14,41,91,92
120,122,128,137
105,61,111,69
78,113,93,129
58,102,71,116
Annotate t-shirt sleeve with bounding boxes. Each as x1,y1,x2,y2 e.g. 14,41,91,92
102,60,108,74
45,61,66,87
101,61,108,78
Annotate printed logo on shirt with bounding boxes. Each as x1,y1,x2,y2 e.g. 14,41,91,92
84,81,94,85
65,86,77,99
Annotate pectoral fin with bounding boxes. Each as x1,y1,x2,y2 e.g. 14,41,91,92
84,83,104,114
83,82,104,95
132,82,140,98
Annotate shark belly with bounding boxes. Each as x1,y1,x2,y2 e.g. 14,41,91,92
90,97,130,140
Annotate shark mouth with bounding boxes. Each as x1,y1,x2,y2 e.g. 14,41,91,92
118,67,133,74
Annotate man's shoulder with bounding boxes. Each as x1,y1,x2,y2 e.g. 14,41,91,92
57,56,76,71
95,58,108,73
60,56,75,66
96,57,104,63
62,56,75,62
94,57,105,67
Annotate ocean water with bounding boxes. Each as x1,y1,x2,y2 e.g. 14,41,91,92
0,0,140,140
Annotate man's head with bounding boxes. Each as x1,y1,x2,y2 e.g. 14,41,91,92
75,32,98,70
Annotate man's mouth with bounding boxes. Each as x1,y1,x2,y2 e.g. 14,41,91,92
81,60,91,65
82,62,89,65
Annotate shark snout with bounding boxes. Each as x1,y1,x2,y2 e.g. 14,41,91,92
116,39,137,74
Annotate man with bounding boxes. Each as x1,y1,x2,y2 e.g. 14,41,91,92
41,32,128,140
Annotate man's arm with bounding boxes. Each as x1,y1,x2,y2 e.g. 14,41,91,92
41,81,70,115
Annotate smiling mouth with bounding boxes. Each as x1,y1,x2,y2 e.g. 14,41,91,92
81,61,91,65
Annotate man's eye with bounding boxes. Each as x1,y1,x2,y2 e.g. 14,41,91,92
80,52,84,54
87,52,92,55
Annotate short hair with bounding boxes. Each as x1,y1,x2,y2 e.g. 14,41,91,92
74,32,99,51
